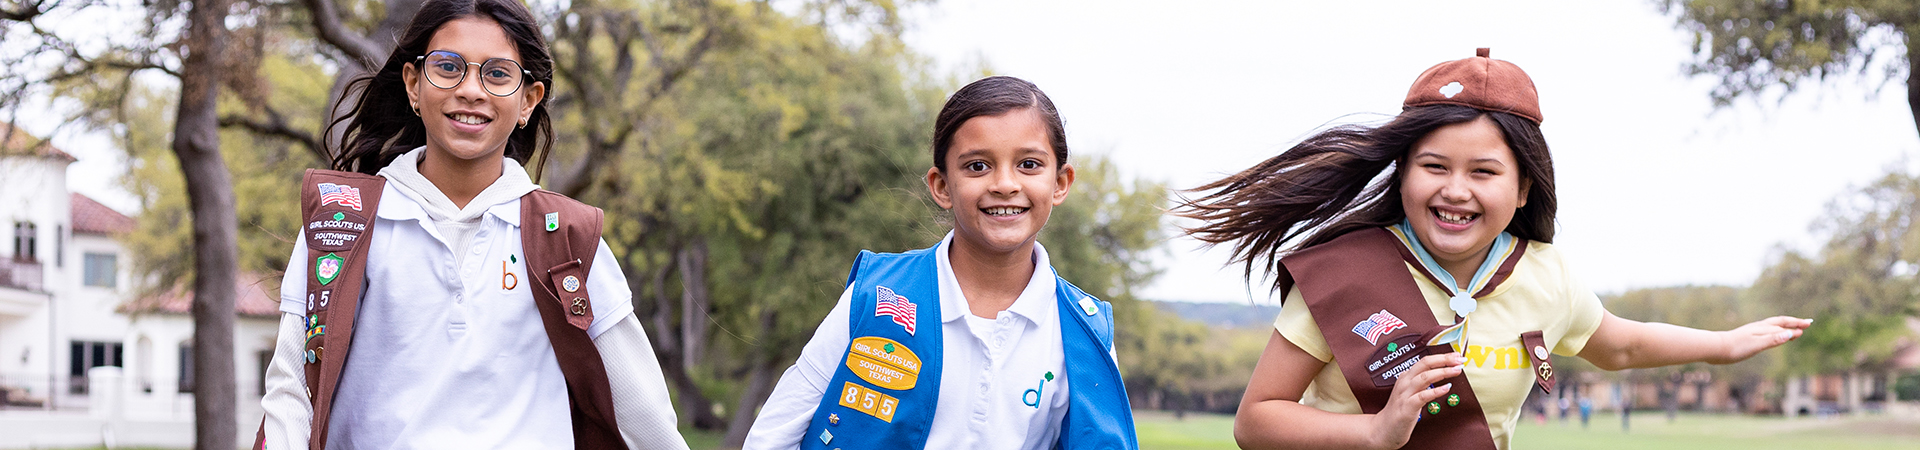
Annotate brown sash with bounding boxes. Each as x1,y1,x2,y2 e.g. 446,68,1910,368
257,170,622,450
297,170,384,449
1278,228,1499,450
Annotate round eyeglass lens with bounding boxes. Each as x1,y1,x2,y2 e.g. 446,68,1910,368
478,59,524,96
423,51,466,90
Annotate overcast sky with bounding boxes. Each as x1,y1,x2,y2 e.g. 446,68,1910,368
904,1,1920,304
21,1,1920,306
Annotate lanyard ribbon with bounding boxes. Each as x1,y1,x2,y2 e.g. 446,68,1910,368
1386,220,1518,350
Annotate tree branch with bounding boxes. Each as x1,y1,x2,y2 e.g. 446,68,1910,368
219,106,325,162
299,0,383,69
551,4,724,197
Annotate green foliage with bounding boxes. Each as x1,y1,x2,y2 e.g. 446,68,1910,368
1118,311,1266,414
1898,372,1920,400
66,46,332,293
606,4,949,397
1041,155,1168,303
1750,166,1920,374
1657,0,1920,108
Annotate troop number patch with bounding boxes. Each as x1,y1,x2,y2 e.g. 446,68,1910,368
838,382,899,423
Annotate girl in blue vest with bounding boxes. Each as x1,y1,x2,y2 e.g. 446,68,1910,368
256,0,687,448
742,76,1138,449
1179,49,1812,450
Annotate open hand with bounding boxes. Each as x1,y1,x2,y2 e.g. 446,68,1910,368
1367,353,1465,450
1711,316,1812,364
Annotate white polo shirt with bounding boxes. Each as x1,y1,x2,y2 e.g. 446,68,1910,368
275,182,633,449
743,233,1070,450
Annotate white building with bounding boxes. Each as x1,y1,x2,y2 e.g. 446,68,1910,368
0,123,278,447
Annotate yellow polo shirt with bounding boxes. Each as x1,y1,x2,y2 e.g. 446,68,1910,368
1273,241,1605,450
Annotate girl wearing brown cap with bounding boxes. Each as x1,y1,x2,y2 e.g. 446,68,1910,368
1176,49,1811,450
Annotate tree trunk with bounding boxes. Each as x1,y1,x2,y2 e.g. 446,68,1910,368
678,240,709,369
1907,29,1920,141
1659,374,1679,423
176,0,237,448
1889,370,1901,406
719,309,782,449
649,249,724,429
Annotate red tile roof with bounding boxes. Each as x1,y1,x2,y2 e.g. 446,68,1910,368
118,273,283,318
71,193,136,235
0,122,76,162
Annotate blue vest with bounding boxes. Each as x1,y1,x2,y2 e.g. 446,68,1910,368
802,243,1139,450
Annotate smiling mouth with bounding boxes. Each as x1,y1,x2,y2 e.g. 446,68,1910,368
984,206,1028,217
1434,208,1479,225
448,113,492,126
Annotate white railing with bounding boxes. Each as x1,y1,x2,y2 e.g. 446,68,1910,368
0,258,43,291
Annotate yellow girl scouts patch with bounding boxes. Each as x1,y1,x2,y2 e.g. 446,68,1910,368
845,337,921,391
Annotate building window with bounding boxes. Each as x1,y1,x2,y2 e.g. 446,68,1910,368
257,350,272,396
83,252,116,288
67,340,123,394
54,225,63,268
178,345,193,394
12,222,35,262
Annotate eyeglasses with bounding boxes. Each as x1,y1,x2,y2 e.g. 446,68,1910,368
414,50,533,97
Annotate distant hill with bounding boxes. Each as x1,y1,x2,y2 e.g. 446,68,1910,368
1147,300,1281,330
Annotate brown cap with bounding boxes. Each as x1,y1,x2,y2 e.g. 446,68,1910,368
1403,48,1543,123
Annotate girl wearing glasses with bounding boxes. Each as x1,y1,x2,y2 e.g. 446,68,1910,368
255,0,688,448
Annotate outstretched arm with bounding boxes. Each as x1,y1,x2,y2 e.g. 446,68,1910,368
1576,312,1811,371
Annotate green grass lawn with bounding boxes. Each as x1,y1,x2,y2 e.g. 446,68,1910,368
1132,410,1920,450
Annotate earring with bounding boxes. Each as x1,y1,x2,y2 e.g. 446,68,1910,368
411,106,420,116
517,120,527,129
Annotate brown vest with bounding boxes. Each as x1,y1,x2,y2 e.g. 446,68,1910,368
1277,228,1555,450
256,169,624,449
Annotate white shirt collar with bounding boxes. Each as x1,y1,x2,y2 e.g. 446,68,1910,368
934,231,1059,325
374,146,538,226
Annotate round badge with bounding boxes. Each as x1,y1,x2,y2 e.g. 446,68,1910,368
1427,402,1442,414
1533,345,1549,360
1447,394,1460,407
562,275,581,292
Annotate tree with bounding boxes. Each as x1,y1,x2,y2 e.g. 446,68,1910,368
1657,0,1920,137
1750,166,1920,375
4,0,242,446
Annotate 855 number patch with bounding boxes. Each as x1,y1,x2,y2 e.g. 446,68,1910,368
837,382,898,423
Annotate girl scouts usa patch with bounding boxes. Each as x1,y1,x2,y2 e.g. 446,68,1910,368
845,336,921,390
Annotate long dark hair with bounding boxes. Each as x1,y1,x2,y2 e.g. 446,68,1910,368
323,0,555,178
1175,105,1557,288
932,76,1068,171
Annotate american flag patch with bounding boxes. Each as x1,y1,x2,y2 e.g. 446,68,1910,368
1351,309,1407,346
317,183,364,211
875,286,916,335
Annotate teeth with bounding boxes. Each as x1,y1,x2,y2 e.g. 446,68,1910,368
450,113,489,125
1435,209,1477,224
985,207,1026,216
